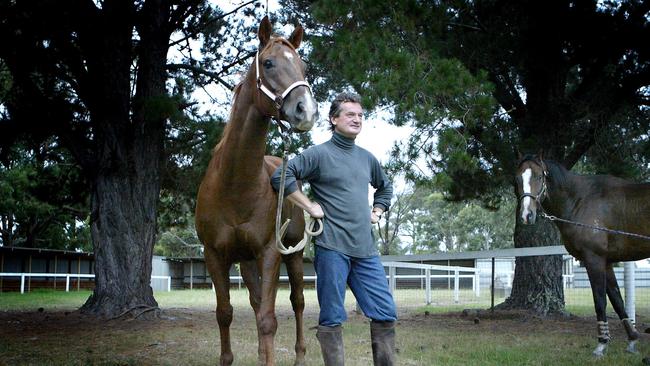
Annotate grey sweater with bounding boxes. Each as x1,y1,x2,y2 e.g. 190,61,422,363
271,132,393,257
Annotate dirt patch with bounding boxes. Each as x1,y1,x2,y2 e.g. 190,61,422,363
1,308,649,365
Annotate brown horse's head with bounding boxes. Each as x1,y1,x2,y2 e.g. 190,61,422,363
254,16,318,132
515,153,548,225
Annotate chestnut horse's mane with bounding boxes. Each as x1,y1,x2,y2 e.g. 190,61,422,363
213,36,298,156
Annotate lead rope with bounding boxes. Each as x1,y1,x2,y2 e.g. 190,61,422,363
540,212,650,241
274,125,323,255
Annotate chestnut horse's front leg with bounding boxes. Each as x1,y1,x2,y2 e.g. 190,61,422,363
583,254,609,357
241,260,265,360
258,244,282,366
204,246,235,366
284,251,307,366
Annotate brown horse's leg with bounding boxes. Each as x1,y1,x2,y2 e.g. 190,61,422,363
205,247,235,366
258,245,282,366
583,254,609,357
284,251,306,366
605,264,640,353
241,260,266,362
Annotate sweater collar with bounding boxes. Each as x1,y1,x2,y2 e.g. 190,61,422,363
331,131,356,150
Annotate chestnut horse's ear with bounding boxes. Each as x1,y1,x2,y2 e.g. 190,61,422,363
288,24,303,49
537,148,544,162
258,16,272,48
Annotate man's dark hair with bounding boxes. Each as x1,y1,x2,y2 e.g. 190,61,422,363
328,92,362,131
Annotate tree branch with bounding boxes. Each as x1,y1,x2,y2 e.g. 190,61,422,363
168,0,258,48
167,63,234,90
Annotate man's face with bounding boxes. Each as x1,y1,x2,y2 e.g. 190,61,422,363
332,102,363,139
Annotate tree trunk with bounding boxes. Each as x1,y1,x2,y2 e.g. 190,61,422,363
80,85,163,318
81,168,159,318
496,215,565,315
78,1,168,318
1,215,14,246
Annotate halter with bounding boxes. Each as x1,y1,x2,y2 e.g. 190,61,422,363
518,160,549,204
255,50,312,127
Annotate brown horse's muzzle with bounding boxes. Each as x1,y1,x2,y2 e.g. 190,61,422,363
519,198,538,225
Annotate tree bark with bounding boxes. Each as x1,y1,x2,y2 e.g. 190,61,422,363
81,169,159,317
496,214,565,315
79,0,169,318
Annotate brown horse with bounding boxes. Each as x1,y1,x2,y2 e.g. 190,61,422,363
195,17,318,366
515,153,650,357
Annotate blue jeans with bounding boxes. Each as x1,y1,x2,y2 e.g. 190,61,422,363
314,246,397,326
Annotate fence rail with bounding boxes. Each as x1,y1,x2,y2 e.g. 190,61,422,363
0,273,172,293
382,261,480,304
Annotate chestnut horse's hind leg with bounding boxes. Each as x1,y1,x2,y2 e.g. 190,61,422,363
284,251,307,366
583,254,610,357
258,244,283,366
204,247,235,366
605,265,640,353
240,260,266,363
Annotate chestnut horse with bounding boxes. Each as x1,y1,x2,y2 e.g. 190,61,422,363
195,17,318,366
515,153,650,357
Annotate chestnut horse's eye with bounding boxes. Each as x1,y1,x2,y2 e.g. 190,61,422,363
263,59,274,69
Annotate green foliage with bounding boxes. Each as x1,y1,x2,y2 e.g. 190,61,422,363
576,106,650,180
399,185,515,254
0,141,89,250
154,224,202,258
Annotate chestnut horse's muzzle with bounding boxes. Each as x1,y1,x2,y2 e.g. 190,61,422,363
282,90,318,132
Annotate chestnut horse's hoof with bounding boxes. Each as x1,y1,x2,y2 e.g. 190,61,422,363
220,354,234,366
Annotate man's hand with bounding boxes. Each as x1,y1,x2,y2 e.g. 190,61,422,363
370,207,383,224
308,202,324,219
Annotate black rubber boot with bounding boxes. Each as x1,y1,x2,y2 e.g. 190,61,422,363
370,321,395,366
316,325,345,366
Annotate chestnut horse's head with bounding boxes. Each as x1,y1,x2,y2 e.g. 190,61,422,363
254,16,318,132
515,153,548,225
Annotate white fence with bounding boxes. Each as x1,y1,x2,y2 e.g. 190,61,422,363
224,262,480,306
0,273,172,293
382,261,480,304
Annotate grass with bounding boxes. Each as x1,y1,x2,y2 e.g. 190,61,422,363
0,289,92,311
1,288,649,365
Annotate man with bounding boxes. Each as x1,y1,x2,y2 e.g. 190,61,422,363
271,92,396,366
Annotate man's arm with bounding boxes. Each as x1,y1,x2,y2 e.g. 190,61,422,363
286,191,324,218
370,157,393,214
271,150,317,197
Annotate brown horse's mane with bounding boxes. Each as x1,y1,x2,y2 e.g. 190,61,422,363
541,159,570,188
212,36,298,156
